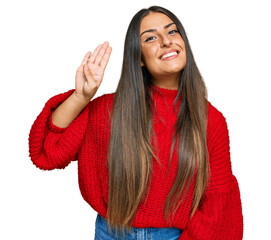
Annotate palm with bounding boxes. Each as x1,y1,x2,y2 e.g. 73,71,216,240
88,63,104,84
75,42,112,99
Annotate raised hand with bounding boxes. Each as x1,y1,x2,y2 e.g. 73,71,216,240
75,41,112,102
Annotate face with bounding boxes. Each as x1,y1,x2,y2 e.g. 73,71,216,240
140,12,187,81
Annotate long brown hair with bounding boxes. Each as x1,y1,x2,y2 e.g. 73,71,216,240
107,6,209,235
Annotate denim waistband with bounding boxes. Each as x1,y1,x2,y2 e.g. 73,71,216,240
94,214,182,240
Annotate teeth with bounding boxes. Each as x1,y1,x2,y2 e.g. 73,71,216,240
161,51,178,60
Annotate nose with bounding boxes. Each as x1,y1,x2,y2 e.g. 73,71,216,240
160,35,172,47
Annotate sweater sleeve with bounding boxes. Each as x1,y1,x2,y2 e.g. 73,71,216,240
28,90,89,170
179,111,243,240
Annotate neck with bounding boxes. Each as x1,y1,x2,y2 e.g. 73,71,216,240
151,74,180,90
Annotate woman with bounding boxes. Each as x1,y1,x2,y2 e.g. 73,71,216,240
29,6,243,240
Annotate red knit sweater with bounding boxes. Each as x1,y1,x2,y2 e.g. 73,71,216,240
29,85,243,239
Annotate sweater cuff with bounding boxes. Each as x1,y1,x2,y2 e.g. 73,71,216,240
47,111,67,133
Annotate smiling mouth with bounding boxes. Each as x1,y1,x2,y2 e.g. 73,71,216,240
160,51,180,60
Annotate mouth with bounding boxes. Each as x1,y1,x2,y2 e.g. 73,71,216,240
160,50,180,60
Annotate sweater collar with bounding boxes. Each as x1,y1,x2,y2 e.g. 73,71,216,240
148,84,181,106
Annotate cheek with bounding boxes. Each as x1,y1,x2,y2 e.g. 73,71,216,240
142,43,158,57
142,48,151,60
141,46,147,64
141,46,158,66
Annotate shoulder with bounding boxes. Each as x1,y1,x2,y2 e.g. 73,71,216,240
207,101,229,146
207,101,226,124
87,92,115,111
207,101,228,129
85,92,115,124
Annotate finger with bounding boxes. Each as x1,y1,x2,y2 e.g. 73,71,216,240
88,44,102,64
100,46,112,70
81,51,92,65
83,64,95,86
94,41,109,66
77,51,92,73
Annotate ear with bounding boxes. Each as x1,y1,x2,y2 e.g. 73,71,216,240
141,59,145,67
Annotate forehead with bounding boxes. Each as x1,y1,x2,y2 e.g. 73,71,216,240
140,12,173,32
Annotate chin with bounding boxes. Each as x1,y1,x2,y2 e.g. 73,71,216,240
164,66,185,74
162,62,186,72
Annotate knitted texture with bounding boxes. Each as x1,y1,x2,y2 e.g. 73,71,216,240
29,86,243,239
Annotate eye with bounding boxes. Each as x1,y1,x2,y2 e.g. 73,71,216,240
144,36,156,42
168,30,179,35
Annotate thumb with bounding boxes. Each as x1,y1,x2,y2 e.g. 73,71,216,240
83,64,97,94
83,64,97,87
83,64,94,81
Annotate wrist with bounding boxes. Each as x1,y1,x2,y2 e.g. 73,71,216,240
72,91,92,106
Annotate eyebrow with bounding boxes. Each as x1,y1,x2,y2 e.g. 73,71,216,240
140,22,176,37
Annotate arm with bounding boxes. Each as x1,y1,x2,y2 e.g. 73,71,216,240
52,41,112,128
28,90,89,170
29,42,112,170
179,113,243,240
51,91,90,128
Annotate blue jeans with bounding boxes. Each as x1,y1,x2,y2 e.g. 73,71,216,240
94,214,182,240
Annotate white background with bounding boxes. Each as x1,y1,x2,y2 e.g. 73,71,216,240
1,0,270,239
